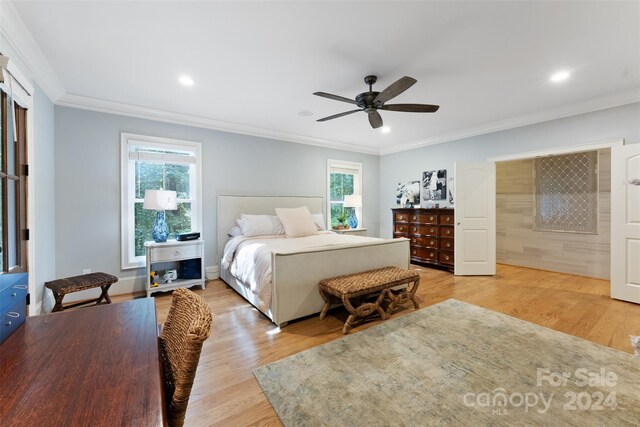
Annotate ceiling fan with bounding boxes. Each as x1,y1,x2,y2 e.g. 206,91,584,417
313,75,439,129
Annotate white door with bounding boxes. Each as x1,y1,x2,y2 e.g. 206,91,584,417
454,162,496,275
611,143,640,304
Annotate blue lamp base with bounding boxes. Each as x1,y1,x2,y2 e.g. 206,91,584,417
348,209,358,229
152,211,169,242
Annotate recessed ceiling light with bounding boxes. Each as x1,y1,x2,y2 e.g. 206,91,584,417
178,75,195,86
381,126,391,134
550,70,571,83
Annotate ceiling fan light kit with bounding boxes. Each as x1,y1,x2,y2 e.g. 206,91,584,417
314,75,440,129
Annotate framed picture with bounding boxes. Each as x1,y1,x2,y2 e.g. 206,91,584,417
422,170,447,201
396,181,421,207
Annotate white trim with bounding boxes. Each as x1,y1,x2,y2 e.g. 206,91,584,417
380,89,640,155
0,2,64,101
327,159,363,228
58,93,380,155
205,265,219,280
487,139,624,162
120,133,202,269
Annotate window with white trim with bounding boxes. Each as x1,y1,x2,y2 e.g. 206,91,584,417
327,160,362,228
121,133,202,269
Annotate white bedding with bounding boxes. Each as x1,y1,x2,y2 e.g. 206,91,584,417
222,231,385,312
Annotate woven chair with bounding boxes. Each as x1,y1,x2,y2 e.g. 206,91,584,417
159,288,213,427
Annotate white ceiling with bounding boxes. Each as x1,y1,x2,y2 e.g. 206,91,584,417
11,1,640,154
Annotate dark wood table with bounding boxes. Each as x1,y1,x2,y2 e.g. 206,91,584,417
0,298,166,426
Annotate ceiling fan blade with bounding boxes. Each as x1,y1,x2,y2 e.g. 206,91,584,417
313,92,357,105
373,76,417,106
368,110,383,129
317,109,362,122
381,103,440,113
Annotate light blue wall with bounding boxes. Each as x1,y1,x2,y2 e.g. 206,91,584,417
379,102,640,237
32,83,56,312
54,107,380,289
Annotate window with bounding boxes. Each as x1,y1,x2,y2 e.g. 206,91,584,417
0,84,28,274
121,133,202,269
327,160,362,227
533,151,598,234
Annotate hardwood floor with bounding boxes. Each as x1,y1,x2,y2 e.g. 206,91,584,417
115,264,639,426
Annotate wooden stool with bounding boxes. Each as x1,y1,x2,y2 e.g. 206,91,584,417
45,272,118,312
319,266,420,334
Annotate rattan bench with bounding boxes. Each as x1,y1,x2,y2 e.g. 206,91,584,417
45,272,118,312
319,266,420,333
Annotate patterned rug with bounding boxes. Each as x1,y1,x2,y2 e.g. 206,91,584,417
254,299,639,426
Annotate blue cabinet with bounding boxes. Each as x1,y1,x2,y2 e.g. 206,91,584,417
0,272,28,344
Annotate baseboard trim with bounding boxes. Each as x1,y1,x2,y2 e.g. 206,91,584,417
206,265,219,280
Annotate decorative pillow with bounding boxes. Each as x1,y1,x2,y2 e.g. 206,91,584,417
238,214,284,237
227,225,243,238
276,207,319,238
312,213,327,231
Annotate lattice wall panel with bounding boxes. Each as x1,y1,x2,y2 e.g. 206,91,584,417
534,151,598,234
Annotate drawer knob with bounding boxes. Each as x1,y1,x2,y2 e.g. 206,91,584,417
400,226,404,231
446,230,451,235
412,250,416,255
430,216,434,221
430,241,435,245
430,253,434,257
446,243,451,248
412,216,417,220
399,215,404,220
445,256,450,261
13,285,27,289
5,321,11,326
11,292,16,297
412,239,416,243
413,227,417,232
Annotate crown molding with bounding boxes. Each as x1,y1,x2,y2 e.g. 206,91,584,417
379,88,640,155
0,2,65,102
56,93,381,155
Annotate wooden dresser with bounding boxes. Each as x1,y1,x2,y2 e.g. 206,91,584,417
392,208,455,272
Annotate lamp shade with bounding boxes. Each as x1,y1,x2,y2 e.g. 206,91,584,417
343,194,362,208
143,190,178,210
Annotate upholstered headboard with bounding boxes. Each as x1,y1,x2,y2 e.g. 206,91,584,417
217,195,324,256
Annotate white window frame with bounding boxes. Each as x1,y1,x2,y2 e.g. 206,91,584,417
120,133,202,269
327,159,363,228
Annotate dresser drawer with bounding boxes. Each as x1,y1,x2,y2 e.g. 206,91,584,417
439,251,454,265
409,224,438,236
411,247,438,262
150,244,201,262
439,238,454,251
410,236,438,248
394,223,410,234
0,282,28,312
440,226,454,238
409,212,438,224
439,212,454,226
394,212,410,223
1,299,26,344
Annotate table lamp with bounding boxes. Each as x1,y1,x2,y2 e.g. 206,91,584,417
343,195,362,229
143,190,178,242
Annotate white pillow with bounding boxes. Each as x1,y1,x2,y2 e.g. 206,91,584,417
276,207,319,238
227,225,243,238
238,214,284,237
312,213,327,231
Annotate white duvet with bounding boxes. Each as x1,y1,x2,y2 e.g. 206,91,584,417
222,231,384,312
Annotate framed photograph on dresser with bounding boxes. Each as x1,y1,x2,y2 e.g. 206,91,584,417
422,170,447,201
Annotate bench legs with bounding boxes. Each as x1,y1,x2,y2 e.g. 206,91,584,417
319,276,421,334
51,284,113,313
342,291,389,334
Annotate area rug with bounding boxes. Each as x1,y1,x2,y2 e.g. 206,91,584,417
254,299,639,426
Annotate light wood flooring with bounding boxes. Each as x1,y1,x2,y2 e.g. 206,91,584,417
115,264,639,426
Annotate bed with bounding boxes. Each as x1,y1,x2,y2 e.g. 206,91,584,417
217,195,410,326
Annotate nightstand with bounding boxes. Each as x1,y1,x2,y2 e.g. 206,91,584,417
144,239,205,297
332,228,368,236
